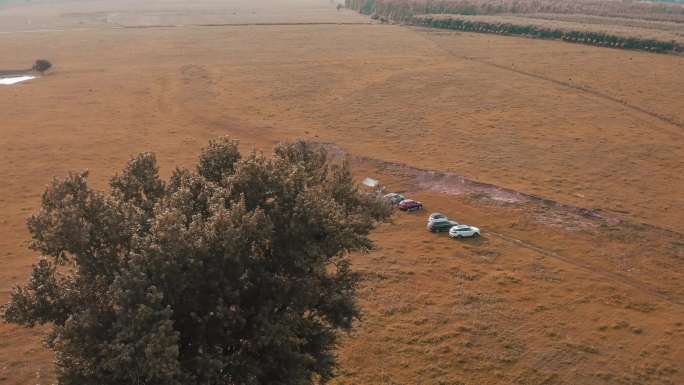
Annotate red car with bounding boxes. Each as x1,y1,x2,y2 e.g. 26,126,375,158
398,199,423,212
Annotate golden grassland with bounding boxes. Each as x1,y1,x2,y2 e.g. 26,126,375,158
1,1,683,384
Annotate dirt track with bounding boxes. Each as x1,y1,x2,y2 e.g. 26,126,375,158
1,1,684,384
346,153,684,305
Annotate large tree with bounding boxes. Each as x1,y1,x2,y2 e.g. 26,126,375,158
3,138,391,385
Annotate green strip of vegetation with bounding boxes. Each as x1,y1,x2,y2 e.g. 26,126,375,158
345,0,684,54
346,0,684,20
414,16,683,54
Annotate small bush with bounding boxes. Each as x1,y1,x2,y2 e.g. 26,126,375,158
33,59,52,74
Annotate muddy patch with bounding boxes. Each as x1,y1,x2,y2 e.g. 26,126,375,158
398,167,528,204
378,159,609,231
313,142,647,233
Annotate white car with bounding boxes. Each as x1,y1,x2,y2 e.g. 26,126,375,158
449,224,480,239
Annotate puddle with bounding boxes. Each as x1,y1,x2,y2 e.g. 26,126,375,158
0,75,37,85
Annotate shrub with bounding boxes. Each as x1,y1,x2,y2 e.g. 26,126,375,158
32,59,52,74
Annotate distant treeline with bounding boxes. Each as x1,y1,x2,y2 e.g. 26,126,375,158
345,0,684,23
345,0,684,54
416,16,683,53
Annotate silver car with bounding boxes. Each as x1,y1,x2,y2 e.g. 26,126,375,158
383,193,406,205
427,212,447,224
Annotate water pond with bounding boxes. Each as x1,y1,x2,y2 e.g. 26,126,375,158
0,75,37,85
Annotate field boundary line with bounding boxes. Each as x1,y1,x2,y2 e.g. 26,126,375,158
419,30,684,130
467,56,684,130
113,22,373,29
0,22,375,35
486,230,684,306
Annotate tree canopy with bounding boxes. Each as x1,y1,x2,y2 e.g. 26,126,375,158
2,138,391,385
33,59,52,74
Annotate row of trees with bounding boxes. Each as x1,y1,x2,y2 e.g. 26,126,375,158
3,138,392,385
346,0,684,23
345,0,684,54
415,16,683,53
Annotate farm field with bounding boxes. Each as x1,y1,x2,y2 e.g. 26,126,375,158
0,0,370,32
1,0,684,384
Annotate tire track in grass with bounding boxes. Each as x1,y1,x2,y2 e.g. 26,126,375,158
466,56,684,130
486,230,684,306
317,143,684,307
418,29,684,131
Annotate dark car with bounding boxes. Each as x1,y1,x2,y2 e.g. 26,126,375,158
398,199,423,212
427,219,458,233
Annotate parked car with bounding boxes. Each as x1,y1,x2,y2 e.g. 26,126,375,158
427,212,447,224
427,218,459,233
383,193,406,205
449,225,481,239
398,199,423,212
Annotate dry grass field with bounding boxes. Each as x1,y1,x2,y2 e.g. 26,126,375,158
1,1,683,384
